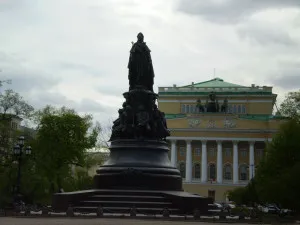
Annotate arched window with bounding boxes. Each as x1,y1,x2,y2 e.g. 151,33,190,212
179,162,186,178
208,164,216,180
194,163,201,179
223,164,232,180
240,164,248,180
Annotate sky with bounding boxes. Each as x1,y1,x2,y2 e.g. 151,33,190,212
0,0,299,126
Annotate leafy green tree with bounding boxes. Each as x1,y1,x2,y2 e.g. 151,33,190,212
34,105,100,193
0,88,35,206
227,179,259,205
279,90,300,121
255,119,300,211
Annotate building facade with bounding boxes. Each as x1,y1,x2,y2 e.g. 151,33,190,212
158,78,285,202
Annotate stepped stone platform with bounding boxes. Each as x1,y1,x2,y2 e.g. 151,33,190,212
52,189,212,215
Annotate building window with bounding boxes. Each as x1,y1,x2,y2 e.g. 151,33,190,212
194,163,201,179
181,104,185,113
224,148,231,157
209,148,216,157
223,164,232,180
256,149,264,158
228,105,232,113
242,105,246,114
191,105,195,113
186,105,190,113
237,105,241,113
208,164,216,180
179,147,185,156
227,105,232,113
233,105,237,114
179,162,186,178
194,148,201,156
241,149,247,157
240,164,248,180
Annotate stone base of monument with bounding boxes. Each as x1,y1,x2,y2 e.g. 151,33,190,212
52,189,212,216
52,140,213,216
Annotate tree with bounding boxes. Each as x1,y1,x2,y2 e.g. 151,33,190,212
0,89,34,206
255,119,300,211
34,105,100,193
279,90,300,121
227,179,259,205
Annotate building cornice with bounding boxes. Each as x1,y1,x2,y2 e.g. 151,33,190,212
167,136,272,142
169,128,277,133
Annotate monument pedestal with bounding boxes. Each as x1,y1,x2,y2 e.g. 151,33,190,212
52,140,213,215
94,140,182,191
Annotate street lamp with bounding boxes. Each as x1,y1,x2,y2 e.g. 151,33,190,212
13,136,32,203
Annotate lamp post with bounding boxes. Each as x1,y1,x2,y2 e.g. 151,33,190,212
13,136,32,203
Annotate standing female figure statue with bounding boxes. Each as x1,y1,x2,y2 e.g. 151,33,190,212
128,32,155,92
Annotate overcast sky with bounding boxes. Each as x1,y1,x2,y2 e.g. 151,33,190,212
0,0,299,125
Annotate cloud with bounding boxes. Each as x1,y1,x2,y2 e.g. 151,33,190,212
271,74,300,90
0,52,61,93
0,0,299,126
177,0,300,24
237,23,298,47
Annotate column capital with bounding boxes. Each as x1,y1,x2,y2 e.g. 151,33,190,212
201,140,207,144
232,140,239,145
186,140,192,145
171,139,177,144
249,141,255,145
216,140,222,145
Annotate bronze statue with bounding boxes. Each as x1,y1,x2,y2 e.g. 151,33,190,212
128,32,155,92
109,33,169,141
206,92,219,112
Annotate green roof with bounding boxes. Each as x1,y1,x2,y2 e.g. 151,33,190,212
182,77,246,88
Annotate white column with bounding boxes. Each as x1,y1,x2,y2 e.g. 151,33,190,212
249,141,255,180
171,140,177,167
233,141,239,184
217,141,223,183
201,140,207,183
185,140,192,182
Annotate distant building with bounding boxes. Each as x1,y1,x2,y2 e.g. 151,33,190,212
158,77,285,202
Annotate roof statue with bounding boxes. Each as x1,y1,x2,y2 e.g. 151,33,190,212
205,92,219,112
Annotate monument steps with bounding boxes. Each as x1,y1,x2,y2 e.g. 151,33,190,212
72,190,175,213
72,206,181,214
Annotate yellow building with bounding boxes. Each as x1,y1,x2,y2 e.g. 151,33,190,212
158,78,285,202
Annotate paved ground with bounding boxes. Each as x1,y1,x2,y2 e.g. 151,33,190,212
0,217,261,225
